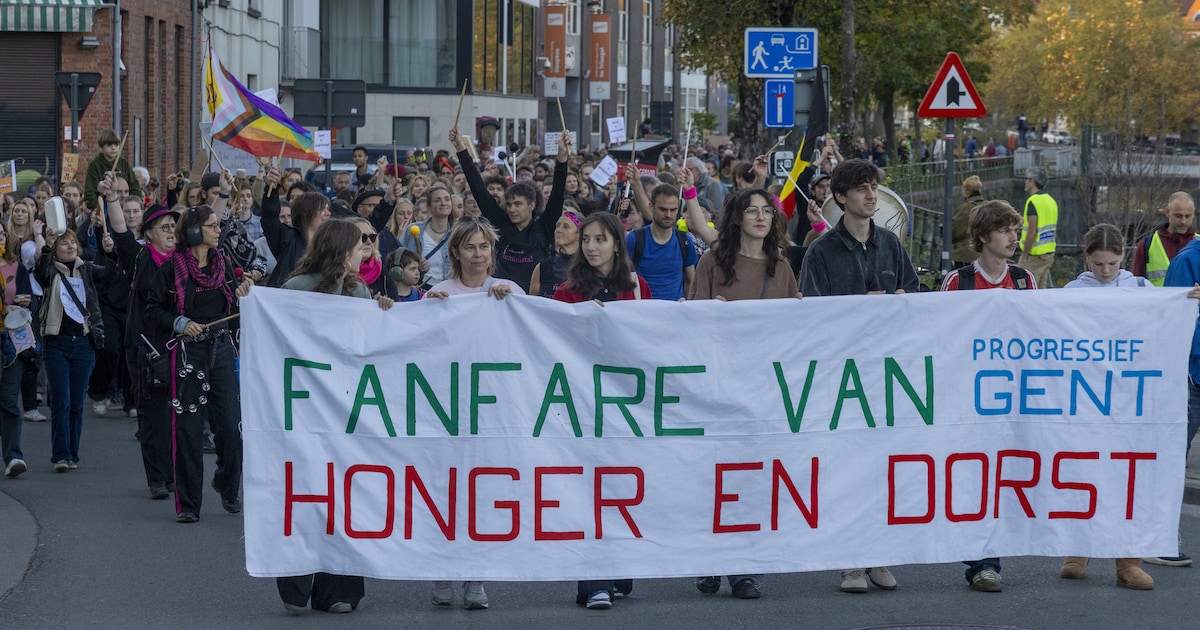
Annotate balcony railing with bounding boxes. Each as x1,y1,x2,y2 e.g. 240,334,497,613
281,26,320,82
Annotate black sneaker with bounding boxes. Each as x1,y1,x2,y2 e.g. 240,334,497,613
732,578,761,599
149,484,170,500
212,480,241,514
695,576,721,595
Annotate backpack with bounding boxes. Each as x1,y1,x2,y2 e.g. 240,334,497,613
631,226,690,272
953,264,1032,290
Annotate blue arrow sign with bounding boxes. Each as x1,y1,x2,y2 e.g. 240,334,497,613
744,27,818,78
764,80,794,128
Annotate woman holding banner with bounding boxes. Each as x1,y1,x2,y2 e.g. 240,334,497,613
1059,223,1159,589
551,212,648,609
685,187,801,599
273,218,393,615
423,216,521,611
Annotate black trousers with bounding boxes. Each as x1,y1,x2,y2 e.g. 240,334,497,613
276,574,365,610
171,337,240,516
576,579,633,604
88,307,131,405
128,350,172,488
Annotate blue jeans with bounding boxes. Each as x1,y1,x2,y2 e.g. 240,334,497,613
44,335,95,464
964,558,1001,581
1188,379,1200,457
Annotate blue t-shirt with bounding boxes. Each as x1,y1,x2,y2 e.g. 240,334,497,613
626,227,697,301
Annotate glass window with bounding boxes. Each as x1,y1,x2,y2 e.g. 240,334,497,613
473,0,534,95
393,117,430,147
567,0,580,36
389,0,457,88
323,0,384,84
617,0,628,66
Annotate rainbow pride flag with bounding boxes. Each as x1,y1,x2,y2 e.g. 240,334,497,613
204,44,318,161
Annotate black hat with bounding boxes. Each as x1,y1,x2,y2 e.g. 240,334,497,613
351,187,385,214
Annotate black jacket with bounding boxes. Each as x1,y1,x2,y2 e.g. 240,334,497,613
143,251,241,338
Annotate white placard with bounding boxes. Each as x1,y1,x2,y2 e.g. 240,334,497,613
590,155,619,187
606,117,627,145
241,287,1191,580
313,130,332,160
543,131,578,155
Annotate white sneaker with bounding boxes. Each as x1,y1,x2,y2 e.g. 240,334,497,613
867,566,897,590
127,407,138,418
462,581,488,610
840,569,869,593
585,590,612,609
93,399,109,416
23,409,46,422
326,602,353,613
5,459,27,478
430,581,454,606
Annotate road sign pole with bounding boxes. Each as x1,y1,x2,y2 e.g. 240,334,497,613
324,80,333,190
941,119,955,276
70,73,80,154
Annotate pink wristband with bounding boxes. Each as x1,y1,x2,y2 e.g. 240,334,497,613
683,187,698,200
811,220,828,233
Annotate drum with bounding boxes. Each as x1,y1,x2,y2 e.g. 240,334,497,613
819,185,909,237
44,196,69,236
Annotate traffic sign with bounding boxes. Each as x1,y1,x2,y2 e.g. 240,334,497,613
763,79,794,128
55,72,102,116
770,151,795,177
744,27,818,78
917,52,986,118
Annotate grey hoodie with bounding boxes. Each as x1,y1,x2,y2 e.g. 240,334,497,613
1063,269,1152,288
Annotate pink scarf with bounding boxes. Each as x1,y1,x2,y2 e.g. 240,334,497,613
147,243,171,266
359,257,382,285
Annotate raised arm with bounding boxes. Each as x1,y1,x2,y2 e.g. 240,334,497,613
450,126,507,227
539,133,570,230
678,165,718,246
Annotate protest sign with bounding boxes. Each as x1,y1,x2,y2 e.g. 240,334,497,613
589,156,619,187
0,160,15,195
606,117,626,145
544,131,577,155
313,130,331,160
241,288,1191,580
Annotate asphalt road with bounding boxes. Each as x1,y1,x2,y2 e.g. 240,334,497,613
3,408,1200,630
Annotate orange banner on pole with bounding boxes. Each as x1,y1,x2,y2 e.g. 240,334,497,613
589,14,611,100
544,5,567,97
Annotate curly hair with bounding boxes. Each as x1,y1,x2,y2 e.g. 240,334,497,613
712,188,788,286
286,219,364,296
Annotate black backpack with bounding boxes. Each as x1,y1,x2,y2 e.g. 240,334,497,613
953,264,1032,290
631,226,690,271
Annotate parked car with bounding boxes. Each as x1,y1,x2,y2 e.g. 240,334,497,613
306,144,411,188
1042,130,1074,145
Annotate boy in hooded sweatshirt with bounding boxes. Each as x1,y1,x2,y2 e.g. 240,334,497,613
84,129,141,212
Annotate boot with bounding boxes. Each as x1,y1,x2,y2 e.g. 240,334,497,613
1060,556,1089,579
1115,558,1153,590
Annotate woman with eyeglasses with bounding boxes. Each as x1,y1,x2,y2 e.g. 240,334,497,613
687,188,799,302
685,188,799,601
273,219,393,615
144,169,254,523
348,217,398,299
104,168,182,499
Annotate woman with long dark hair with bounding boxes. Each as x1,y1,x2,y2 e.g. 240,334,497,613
552,212,651,303
263,169,333,286
144,170,253,523
688,188,798,301
274,219,392,615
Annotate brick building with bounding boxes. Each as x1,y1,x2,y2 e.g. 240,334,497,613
0,0,196,195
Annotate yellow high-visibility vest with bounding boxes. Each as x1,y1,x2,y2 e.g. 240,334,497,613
1022,192,1058,255
1145,232,1169,287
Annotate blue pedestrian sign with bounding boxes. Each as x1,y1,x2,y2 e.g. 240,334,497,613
744,27,818,78
763,80,794,128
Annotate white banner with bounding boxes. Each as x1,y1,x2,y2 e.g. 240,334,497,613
241,288,1192,580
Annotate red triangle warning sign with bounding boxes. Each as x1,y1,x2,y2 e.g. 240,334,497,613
918,52,986,118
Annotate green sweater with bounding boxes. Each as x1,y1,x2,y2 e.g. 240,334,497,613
83,155,141,212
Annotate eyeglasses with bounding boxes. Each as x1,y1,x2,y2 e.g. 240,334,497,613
360,233,378,244
157,223,176,233
202,222,221,231
744,206,777,218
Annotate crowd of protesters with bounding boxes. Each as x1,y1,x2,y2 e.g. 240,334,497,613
1,122,1199,615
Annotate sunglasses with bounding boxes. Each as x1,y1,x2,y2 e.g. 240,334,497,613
360,233,378,244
